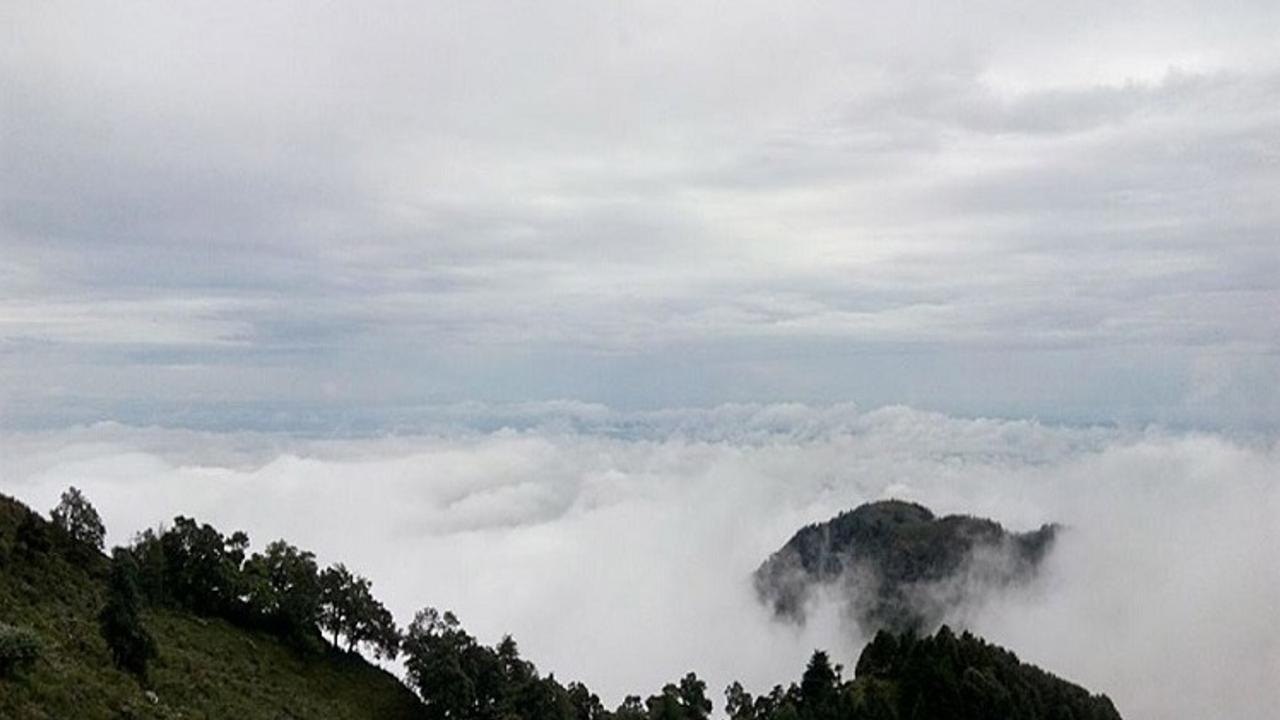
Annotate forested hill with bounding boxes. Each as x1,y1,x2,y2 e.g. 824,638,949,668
1,490,1119,720
754,500,1058,632
727,626,1121,720
0,492,422,719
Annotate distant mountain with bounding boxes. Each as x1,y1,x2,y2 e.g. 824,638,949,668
754,500,1057,633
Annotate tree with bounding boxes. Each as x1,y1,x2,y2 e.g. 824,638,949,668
400,608,578,720
646,673,711,720
614,695,647,720
319,563,358,646
365,600,403,660
99,548,157,676
677,673,713,720
319,563,401,660
144,516,246,615
798,651,840,720
725,681,756,720
51,486,106,555
646,686,683,720
402,607,481,720
243,540,322,643
567,681,606,720
855,631,900,679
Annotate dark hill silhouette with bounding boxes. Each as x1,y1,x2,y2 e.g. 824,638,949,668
728,625,1121,720
754,500,1057,633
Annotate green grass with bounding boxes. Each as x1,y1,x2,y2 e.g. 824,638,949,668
0,495,423,720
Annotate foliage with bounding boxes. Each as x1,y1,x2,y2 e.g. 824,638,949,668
50,486,107,555
0,493,422,720
614,695,647,720
14,508,53,559
402,607,582,720
847,626,1122,720
754,500,1058,632
567,681,608,720
131,516,248,615
99,548,157,676
726,627,1121,720
242,539,323,645
0,623,43,677
402,607,490,720
127,516,399,657
401,605,732,720
645,673,712,720
319,563,402,659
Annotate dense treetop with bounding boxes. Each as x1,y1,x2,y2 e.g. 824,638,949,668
754,500,1057,633
727,626,1120,720
50,486,106,556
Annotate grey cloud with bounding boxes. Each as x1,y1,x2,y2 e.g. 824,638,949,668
2,0,1278,428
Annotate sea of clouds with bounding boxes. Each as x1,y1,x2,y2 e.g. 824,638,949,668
1,403,1276,720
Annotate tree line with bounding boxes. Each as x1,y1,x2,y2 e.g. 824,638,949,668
37,487,1122,720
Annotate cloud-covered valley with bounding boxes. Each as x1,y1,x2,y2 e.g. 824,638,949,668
2,404,1275,719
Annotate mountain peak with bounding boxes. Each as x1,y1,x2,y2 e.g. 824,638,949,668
755,500,1057,633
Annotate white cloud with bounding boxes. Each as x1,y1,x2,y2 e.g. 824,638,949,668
2,406,1275,719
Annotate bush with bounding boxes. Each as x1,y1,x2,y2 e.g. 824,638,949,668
0,623,43,677
15,510,52,558
100,548,157,676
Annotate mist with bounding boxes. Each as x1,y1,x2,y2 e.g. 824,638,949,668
1,404,1276,719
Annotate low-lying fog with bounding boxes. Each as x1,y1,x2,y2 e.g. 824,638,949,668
2,404,1276,720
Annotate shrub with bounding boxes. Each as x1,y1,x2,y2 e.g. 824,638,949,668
0,623,43,677
100,548,157,676
15,510,52,558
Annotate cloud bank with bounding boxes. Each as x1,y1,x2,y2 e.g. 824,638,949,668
2,405,1276,719
3,1,1279,428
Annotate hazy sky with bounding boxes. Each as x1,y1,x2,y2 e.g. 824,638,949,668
2,0,1278,430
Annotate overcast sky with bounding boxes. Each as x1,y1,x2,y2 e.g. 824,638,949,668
2,0,1279,430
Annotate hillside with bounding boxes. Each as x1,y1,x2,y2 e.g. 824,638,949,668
2,491,1120,720
0,493,423,720
727,625,1121,720
851,625,1120,720
755,500,1057,633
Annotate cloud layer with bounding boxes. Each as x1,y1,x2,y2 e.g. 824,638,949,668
3,1,1279,428
2,405,1276,719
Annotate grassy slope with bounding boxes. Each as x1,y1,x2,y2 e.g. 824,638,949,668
0,494,423,720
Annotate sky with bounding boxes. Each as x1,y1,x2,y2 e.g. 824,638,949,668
2,4,1279,720
2,0,1278,431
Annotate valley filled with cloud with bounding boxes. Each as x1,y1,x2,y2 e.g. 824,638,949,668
3,405,1275,719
